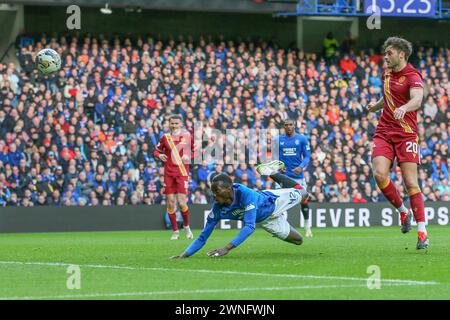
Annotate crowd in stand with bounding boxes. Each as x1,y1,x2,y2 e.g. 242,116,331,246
0,33,449,206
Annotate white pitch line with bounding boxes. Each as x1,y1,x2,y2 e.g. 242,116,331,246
0,283,424,300
0,260,439,286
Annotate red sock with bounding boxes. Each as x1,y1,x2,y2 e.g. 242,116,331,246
380,180,403,208
409,192,425,223
181,207,189,227
168,212,178,231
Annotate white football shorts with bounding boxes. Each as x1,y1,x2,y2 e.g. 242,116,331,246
259,188,303,240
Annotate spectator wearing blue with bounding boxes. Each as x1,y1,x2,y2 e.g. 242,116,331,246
235,163,250,182
197,160,212,183
0,181,11,206
106,172,119,195
0,149,8,166
431,155,448,183
7,144,23,167
369,70,382,94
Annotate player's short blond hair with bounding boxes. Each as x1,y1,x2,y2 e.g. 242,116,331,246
382,37,413,61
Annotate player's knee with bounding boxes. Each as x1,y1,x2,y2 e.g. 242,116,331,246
288,232,303,245
373,171,388,185
404,179,418,190
167,202,176,211
293,235,303,245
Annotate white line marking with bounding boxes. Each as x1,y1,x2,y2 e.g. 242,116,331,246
0,260,439,285
0,283,428,300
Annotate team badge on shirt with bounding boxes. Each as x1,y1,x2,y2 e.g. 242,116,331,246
398,76,406,84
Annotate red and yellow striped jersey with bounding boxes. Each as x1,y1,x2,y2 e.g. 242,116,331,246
378,63,423,135
153,130,194,177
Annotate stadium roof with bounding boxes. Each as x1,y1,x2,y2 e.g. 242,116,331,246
0,0,297,14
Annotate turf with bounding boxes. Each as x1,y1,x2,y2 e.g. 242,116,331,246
0,226,449,300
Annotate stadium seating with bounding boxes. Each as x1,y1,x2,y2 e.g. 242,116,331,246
0,35,448,206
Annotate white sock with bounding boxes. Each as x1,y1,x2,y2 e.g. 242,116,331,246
418,222,427,234
304,219,310,229
397,203,408,213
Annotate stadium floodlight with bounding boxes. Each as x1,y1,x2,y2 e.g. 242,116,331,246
100,3,112,15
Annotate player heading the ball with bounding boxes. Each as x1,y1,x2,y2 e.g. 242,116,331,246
171,162,310,259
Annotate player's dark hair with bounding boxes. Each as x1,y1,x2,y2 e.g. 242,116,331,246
207,172,220,188
211,173,233,192
283,119,295,125
169,114,183,122
382,37,413,61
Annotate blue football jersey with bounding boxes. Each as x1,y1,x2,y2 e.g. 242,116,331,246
277,133,311,179
184,184,279,256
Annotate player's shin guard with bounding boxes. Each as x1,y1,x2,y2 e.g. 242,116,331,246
301,203,310,220
269,173,301,189
168,209,179,231
379,179,403,209
180,206,190,228
409,188,427,234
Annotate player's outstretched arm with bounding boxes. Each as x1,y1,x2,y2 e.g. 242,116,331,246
207,200,257,258
170,215,218,259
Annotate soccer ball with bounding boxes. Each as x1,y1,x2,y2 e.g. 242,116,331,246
36,48,61,75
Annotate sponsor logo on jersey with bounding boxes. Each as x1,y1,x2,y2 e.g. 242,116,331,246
230,203,255,218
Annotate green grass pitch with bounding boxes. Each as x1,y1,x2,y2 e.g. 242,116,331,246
0,226,449,300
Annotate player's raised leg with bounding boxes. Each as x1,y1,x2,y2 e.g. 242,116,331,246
166,193,180,240
257,160,312,237
372,147,412,234
260,187,306,245
399,162,429,249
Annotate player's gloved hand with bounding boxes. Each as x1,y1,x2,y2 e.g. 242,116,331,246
207,248,230,258
393,105,407,120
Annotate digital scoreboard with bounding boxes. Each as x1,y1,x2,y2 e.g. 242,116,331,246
364,0,436,18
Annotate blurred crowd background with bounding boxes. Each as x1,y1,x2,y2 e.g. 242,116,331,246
0,32,449,206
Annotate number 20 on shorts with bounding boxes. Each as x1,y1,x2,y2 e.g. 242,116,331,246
405,141,418,153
